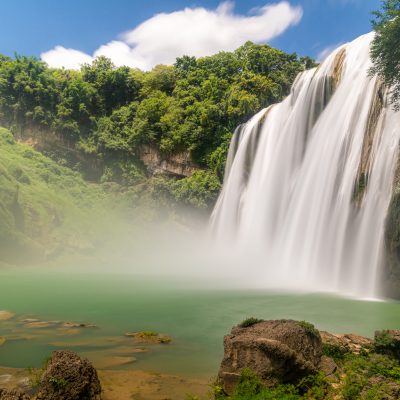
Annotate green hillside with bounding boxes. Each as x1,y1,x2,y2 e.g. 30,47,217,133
0,127,129,264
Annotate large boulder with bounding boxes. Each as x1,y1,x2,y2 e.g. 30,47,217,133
218,319,322,394
35,351,101,400
0,389,30,400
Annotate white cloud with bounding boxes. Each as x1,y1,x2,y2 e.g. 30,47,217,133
41,1,303,71
41,46,93,69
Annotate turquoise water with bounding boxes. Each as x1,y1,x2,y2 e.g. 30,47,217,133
0,267,400,378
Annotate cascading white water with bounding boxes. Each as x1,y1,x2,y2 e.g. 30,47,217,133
211,33,400,298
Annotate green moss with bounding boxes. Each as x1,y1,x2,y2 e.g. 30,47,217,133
298,321,319,337
48,376,68,390
352,172,369,204
239,317,264,328
137,331,158,338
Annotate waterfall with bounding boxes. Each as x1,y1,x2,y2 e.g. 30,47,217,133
211,33,400,298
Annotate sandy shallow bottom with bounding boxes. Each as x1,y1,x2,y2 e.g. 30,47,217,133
0,367,210,400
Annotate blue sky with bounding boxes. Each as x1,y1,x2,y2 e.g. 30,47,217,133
0,0,382,69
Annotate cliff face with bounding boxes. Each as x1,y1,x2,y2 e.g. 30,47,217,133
14,125,200,180
13,126,104,182
383,154,400,298
137,145,199,178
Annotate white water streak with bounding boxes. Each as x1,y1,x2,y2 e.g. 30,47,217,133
211,33,400,298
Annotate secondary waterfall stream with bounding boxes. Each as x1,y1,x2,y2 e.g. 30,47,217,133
211,33,400,298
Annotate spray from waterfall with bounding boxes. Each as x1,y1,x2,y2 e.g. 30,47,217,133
211,33,400,298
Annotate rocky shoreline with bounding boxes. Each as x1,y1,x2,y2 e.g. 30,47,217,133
1,318,400,399
216,319,400,400
0,364,209,400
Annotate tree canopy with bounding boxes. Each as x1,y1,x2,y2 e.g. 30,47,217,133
0,43,315,208
370,0,400,110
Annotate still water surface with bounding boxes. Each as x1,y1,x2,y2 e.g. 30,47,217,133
0,268,399,377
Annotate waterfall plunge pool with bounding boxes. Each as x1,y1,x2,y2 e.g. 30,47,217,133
0,267,399,378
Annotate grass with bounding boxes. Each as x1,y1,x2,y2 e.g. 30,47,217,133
298,321,319,337
239,317,264,328
374,330,399,356
0,127,138,264
26,355,51,388
322,343,349,360
214,352,400,399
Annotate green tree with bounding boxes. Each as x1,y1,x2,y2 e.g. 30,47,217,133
81,56,141,114
0,42,314,208
0,55,58,129
95,102,139,152
55,78,98,138
370,0,400,110
141,65,176,96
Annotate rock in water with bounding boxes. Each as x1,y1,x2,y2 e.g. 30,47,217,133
35,351,101,400
0,389,30,400
0,311,15,321
218,319,322,394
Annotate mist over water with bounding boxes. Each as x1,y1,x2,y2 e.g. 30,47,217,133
210,33,400,299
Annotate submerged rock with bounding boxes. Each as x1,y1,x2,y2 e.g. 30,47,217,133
35,350,101,400
218,319,322,394
20,318,97,331
23,322,52,329
79,349,138,370
125,331,172,344
0,311,15,321
60,322,97,329
0,337,6,346
0,389,30,400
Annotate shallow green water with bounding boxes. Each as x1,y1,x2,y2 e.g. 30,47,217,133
0,267,400,378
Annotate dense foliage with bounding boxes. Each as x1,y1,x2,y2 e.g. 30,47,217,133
371,0,400,110
0,45,314,209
